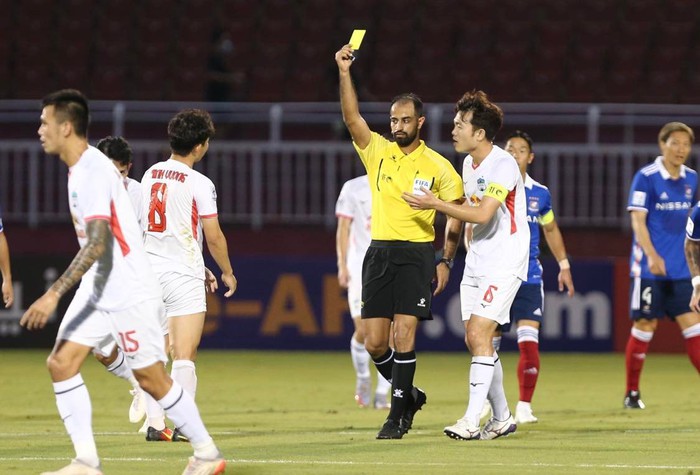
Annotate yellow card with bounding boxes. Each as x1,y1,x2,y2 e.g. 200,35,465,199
349,29,366,49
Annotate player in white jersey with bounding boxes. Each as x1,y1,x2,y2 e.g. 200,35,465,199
335,175,391,409
403,90,529,441
22,89,226,475
139,109,237,438
85,136,149,427
97,136,143,225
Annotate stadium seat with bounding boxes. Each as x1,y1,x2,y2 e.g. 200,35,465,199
449,70,488,101
646,45,686,73
130,64,171,100
641,71,681,103
653,21,695,49
90,67,128,100
524,68,566,102
368,69,406,101
620,0,662,21
247,67,287,102
663,0,700,21
606,70,642,103
286,70,327,101
566,68,605,103
173,67,208,101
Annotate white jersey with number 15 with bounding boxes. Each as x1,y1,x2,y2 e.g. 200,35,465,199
141,158,218,279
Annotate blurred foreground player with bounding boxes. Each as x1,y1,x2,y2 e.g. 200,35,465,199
22,89,226,475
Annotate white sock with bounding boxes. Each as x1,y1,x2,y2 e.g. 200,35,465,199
105,349,139,389
488,352,510,420
53,374,99,468
375,370,391,395
158,381,217,458
517,325,539,344
171,359,197,399
350,338,371,379
145,391,166,430
492,336,502,352
464,356,495,425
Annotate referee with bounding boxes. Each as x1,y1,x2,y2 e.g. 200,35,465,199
335,43,464,439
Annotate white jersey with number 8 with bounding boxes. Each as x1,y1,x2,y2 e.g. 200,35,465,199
141,158,218,279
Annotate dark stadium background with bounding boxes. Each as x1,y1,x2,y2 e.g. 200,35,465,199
0,0,695,352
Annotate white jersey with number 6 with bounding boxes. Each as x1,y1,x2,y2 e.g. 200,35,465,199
462,145,529,280
141,158,218,279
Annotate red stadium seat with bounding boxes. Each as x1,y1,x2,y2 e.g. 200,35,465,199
641,71,682,103
247,67,286,102
606,70,642,103
90,67,129,100
566,69,605,103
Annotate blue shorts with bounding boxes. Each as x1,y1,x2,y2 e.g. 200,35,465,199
629,277,693,321
501,282,543,332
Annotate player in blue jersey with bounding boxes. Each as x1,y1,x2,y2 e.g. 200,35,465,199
482,131,574,424
625,122,700,409
507,131,574,423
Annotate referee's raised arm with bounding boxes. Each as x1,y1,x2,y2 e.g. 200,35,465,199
335,44,371,149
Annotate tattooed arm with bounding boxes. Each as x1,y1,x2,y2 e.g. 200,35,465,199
20,219,112,330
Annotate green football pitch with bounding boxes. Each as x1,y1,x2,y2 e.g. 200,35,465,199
1,350,698,475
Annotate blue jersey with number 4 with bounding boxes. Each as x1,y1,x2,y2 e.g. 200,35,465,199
627,157,697,280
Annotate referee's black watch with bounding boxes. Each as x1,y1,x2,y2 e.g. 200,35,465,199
438,257,454,269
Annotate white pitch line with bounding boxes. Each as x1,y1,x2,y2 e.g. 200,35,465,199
1,457,698,470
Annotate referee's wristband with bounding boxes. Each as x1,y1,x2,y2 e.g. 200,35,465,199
692,276,700,288
558,258,571,270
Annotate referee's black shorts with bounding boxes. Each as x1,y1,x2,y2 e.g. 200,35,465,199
361,240,434,321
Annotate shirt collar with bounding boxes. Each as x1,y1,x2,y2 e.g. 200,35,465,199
524,173,534,189
393,140,426,162
655,156,686,179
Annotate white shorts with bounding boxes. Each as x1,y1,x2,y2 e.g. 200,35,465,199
460,274,523,325
347,278,362,317
58,293,168,370
158,271,206,317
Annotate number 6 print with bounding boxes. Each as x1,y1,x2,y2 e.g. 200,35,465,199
483,284,499,303
148,182,168,232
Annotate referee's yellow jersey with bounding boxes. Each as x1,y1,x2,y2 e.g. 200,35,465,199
354,132,464,242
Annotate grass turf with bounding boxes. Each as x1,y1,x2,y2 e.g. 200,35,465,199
0,350,698,474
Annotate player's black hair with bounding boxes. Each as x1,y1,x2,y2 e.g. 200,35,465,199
455,89,503,141
96,136,133,165
390,92,424,118
505,130,534,153
41,89,90,138
167,109,216,156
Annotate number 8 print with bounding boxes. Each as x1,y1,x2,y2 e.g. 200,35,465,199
148,182,168,232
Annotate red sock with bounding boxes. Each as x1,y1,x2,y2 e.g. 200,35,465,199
625,334,650,392
517,341,540,403
684,335,700,373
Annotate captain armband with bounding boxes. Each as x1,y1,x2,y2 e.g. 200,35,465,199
483,183,508,203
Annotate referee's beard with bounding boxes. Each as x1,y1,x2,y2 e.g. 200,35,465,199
393,129,418,147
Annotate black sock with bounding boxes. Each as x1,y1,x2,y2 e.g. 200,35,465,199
372,348,394,382
388,350,416,422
